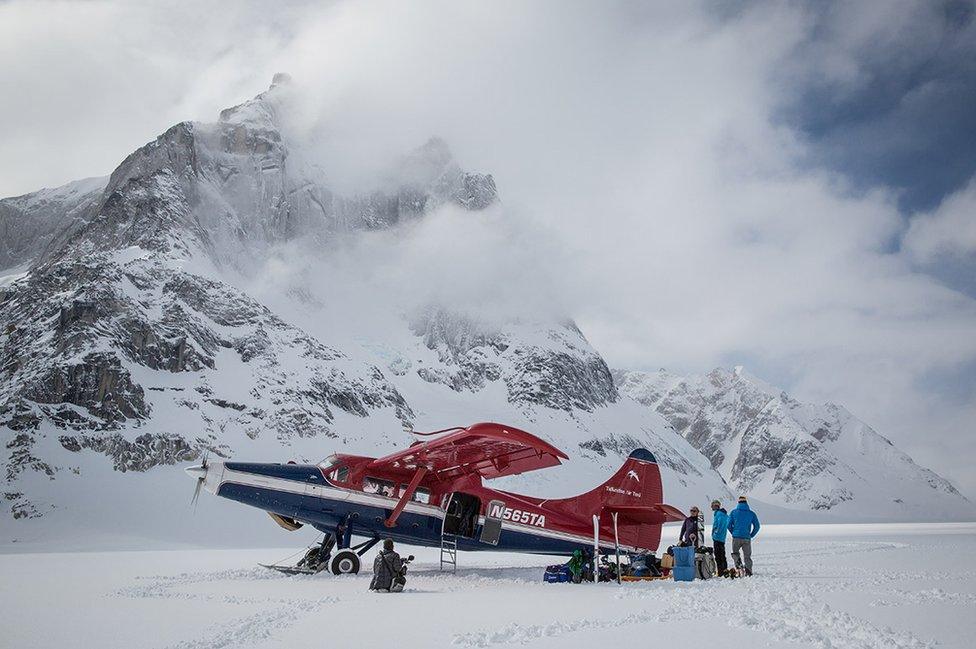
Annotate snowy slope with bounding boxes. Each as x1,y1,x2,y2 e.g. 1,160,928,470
615,367,974,521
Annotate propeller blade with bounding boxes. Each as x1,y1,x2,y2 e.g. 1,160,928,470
185,453,210,512
190,476,204,510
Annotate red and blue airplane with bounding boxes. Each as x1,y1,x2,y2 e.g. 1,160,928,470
185,422,684,574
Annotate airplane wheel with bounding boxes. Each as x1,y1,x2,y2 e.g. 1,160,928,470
331,550,360,575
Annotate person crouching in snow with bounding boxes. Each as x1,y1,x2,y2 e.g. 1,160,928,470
369,538,403,592
710,500,730,576
679,506,701,546
728,496,761,576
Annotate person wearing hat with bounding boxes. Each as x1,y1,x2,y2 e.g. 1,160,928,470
727,495,761,576
710,499,730,576
369,538,404,591
679,505,701,546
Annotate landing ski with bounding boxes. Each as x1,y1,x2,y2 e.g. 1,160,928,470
259,563,323,576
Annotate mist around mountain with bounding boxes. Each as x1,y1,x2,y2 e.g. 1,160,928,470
0,77,970,547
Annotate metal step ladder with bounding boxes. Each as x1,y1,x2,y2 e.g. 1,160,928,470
440,533,458,572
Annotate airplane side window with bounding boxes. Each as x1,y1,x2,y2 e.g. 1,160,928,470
397,484,430,504
364,476,396,497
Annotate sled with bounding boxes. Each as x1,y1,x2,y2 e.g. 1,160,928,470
620,574,670,582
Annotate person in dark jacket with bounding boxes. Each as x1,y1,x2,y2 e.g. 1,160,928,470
727,496,761,576
369,538,404,592
710,499,730,576
679,506,701,546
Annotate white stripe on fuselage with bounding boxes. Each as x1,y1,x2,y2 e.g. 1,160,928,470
216,466,642,552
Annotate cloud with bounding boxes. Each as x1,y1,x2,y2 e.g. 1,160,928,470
904,176,976,261
1,0,974,496
773,0,976,212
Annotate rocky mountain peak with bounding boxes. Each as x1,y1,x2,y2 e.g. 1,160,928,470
218,75,289,130
615,366,972,519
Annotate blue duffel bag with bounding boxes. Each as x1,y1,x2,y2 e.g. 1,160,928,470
672,546,696,582
544,564,571,583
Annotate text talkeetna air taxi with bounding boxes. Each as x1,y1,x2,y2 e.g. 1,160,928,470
185,422,684,574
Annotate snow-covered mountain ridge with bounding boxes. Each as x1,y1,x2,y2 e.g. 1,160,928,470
0,77,969,546
614,367,972,520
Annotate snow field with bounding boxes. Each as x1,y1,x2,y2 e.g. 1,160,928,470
1,524,973,649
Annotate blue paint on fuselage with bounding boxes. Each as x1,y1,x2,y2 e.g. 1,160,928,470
224,462,320,483
217,480,591,556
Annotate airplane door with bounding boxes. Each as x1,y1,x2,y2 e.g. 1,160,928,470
480,500,505,545
298,470,348,519
442,492,481,538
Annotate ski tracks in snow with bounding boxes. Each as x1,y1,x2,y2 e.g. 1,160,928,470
115,564,540,648
113,567,338,649
451,612,650,647
871,588,976,607
716,581,934,649
109,543,973,649
454,579,938,649
165,598,334,649
452,540,953,649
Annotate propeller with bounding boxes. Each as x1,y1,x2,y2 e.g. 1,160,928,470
186,452,209,511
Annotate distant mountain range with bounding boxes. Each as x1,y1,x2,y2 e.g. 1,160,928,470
614,367,968,519
1,76,970,546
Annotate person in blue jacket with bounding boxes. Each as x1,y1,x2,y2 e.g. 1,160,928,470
710,499,730,576
727,495,760,576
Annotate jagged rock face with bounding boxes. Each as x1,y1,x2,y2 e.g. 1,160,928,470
61,82,498,272
615,367,968,514
410,308,617,412
1,239,415,480
0,176,106,270
58,432,197,473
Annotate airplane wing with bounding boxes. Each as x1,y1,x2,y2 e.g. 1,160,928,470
367,422,569,481
602,503,686,525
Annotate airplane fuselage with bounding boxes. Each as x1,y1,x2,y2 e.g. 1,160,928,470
195,457,647,556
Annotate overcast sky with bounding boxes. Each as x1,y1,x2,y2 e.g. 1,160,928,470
1,0,974,498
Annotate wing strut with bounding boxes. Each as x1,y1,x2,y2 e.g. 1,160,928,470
384,467,428,528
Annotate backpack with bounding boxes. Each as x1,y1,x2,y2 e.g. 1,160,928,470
695,553,716,579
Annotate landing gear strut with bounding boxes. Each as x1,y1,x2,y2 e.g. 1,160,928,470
260,516,381,576
330,517,381,575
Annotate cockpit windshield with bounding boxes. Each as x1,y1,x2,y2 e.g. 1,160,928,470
318,454,340,470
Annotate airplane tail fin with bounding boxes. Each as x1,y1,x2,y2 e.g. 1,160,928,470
549,449,679,551
596,448,664,508
548,448,666,512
